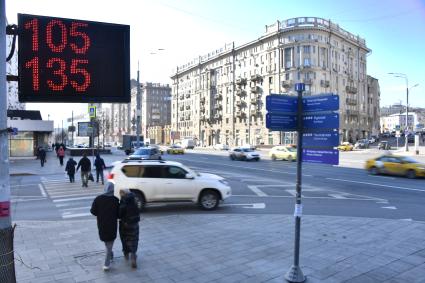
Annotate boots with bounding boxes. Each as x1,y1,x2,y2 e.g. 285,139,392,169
130,253,137,268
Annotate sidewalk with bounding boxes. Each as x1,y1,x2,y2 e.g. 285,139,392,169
14,214,425,283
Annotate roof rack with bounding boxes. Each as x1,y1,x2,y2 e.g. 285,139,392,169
122,159,167,164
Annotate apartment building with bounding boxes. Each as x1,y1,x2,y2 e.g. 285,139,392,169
171,17,379,146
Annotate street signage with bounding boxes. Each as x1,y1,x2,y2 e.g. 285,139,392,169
88,106,96,118
266,95,297,113
302,132,339,148
302,149,339,165
302,94,339,112
303,113,339,129
295,83,305,92
18,14,130,103
11,128,18,135
266,113,297,131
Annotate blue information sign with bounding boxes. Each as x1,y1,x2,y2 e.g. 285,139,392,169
302,149,339,165
266,95,297,113
266,113,297,131
12,127,18,135
303,94,339,112
302,132,339,148
295,83,305,92
303,113,339,129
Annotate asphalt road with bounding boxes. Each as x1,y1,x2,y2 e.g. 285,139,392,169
10,149,425,222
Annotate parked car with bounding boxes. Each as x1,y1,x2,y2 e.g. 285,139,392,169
269,145,297,161
407,134,415,143
337,142,354,151
365,155,425,179
108,160,232,210
126,147,162,160
378,141,391,150
229,147,260,161
368,136,378,144
213,144,230,150
354,139,369,149
167,144,185,154
181,138,195,149
381,132,391,138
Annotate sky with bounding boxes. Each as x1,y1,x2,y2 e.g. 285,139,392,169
6,0,425,124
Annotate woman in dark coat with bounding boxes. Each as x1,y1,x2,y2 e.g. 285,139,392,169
119,189,140,268
65,157,77,183
90,182,119,271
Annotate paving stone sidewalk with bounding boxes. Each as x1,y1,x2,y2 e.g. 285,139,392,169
13,214,425,283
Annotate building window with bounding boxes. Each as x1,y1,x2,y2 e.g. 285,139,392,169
303,45,311,53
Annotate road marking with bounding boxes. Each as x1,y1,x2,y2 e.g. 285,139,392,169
381,206,397,210
247,185,268,196
11,198,47,203
53,196,97,202
221,203,266,209
51,193,99,199
231,194,386,201
38,184,47,197
62,212,92,219
326,178,425,192
328,194,347,199
60,206,91,212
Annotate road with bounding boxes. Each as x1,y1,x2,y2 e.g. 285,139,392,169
10,148,425,222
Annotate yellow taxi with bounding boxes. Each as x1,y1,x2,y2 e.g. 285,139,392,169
337,142,354,151
166,144,185,154
269,145,297,161
365,155,425,179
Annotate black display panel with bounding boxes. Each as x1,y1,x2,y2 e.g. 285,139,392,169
18,14,130,103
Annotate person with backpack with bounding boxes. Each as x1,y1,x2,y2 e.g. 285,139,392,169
65,157,77,183
76,153,91,188
94,154,106,185
119,189,140,268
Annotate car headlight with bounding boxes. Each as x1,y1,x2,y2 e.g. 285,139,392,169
219,179,229,186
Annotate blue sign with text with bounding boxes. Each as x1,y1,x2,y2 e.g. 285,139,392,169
295,83,305,92
266,113,297,131
303,94,339,112
302,149,339,165
303,113,339,129
266,95,298,113
302,132,339,148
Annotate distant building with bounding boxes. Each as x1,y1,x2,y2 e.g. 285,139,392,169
6,30,25,110
380,112,418,133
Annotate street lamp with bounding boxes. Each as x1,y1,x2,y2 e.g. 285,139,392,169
388,73,419,151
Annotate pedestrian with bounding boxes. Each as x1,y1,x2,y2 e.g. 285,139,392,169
65,157,77,183
58,146,65,166
94,154,106,185
76,153,91,187
90,182,119,271
38,146,46,167
119,189,140,268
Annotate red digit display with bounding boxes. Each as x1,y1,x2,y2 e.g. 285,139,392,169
18,14,130,103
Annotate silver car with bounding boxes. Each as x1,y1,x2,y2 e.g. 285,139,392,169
229,147,260,161
127,147,162,160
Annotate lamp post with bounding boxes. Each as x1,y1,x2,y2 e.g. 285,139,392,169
388,73,419,151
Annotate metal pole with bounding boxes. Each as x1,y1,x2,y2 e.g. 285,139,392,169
71,111,74,147
0,0,16,280
405,80,409,152
61,120,64,144
136,62,141,145
285,87,306,283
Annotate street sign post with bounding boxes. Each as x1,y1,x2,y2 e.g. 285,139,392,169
88,106,96,118
266,113,297,131
302,94,339,112
266,95,298,113
302,149,339,165
302,132,339,148
303,113,339,129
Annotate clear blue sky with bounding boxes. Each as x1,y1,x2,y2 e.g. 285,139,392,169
6,0,425,123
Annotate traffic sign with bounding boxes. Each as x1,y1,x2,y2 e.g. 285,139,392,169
266,113,297,131
295,83,305,92
302,132,339,148
88,106,96,118
303,94,339,112
11,128,18,135
303,113,339,129
302,149,339,165
266,95,297,113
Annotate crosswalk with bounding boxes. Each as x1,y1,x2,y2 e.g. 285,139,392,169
41,175,105,219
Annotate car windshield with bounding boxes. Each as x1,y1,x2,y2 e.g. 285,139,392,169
242,148,254,152
401,157,418,163
134,149,151,155
287,147,296,152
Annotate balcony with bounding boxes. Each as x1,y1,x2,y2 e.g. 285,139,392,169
214,104,222,110
346,86,357,94
185,115,191,120
179,106,184,111
302,78,312,85
185,93,191,98
346,98,357,106
320,80,330,87
179,95,184,100
236,100,246,108
251,86,261,93
251,74,263,82
250,98,258,105
236,111,246,118
200,97,206,104
200,106,206,113
346,109,359,116
185,105,190,110
236,89,247,97
179,117,185,121
214,114,222,120
236,78,247,85
282,80,293,88
215,94,223,100
200,115,207,121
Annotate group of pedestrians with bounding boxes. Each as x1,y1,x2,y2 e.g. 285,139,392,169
91,182,140,271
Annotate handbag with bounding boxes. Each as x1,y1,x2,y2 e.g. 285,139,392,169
88,172,94,182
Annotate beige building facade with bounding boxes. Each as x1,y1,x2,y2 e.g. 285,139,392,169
171,17,380,146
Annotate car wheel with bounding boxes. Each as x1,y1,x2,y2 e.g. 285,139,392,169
199,190,219,210
230,155,235,160
287,155,293,162
255,158,260,162
369,167,379,175
131,191,145,212
406,170,416,179
125,150,130,155
271,154,277,161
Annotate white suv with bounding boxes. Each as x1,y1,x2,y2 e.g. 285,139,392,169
108,160,232,211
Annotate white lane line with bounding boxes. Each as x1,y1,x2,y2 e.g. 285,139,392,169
231,194,385,201
51,193,99,199
326,178,425,192
247,185,268,196
38,184,47,197
62,212,92,219
221,203,266,209
328,194,347,199
11,198,47,203
53,196,97,202
60,206,91,212
381,206,397,210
